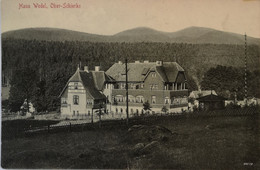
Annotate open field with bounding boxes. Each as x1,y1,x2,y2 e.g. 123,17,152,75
1,109,259,169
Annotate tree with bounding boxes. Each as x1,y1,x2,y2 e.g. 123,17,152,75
3,39,260,113
161,106,168,115
143,100,151,114
201,65,245,99
32,80,47,112
9,67,37,112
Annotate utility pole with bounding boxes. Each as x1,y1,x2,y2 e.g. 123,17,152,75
244,33,248,106
125,58,129,126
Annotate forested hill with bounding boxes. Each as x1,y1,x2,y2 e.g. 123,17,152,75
2,38,260,111
2,27,260,45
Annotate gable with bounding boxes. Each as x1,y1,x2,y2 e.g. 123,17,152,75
175,72,186,83
59,68,106,100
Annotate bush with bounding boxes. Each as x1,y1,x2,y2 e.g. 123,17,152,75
225,103,241,109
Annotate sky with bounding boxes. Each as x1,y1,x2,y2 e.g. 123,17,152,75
1,0,260,37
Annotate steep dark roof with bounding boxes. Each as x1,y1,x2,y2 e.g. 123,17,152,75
197,94,226,102
59,68,106,99
155,66,168,82
92,71,106,91
163,62,184,82
106,61,184,82
68,68,82,82
79,72,106,99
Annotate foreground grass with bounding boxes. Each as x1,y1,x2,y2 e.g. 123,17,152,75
1,113,259,169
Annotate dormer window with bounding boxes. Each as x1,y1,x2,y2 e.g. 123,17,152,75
74,83,78,89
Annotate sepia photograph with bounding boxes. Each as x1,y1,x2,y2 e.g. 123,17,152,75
1,0,260,169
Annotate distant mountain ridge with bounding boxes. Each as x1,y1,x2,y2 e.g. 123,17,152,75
2,26,260,45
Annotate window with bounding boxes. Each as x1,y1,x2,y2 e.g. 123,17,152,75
88,111,90,116
61,98,67,104
151,96,156,104
131,84,136,89
181,97,188,104
165,97,170,104
120,108,123,113
150,84,158,90
116,108,118,113
73,111,75,116
114,84,119,89
136,96,144,103
74,82,78,89
87,99,92,105
121,83,125,89
128,95,135,103
172,97,181,105
115,95,124,102
73,95,79,105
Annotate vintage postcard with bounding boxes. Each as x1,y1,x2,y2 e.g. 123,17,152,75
1,0,260,169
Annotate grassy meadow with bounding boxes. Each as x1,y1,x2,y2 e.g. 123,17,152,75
1,109,259,169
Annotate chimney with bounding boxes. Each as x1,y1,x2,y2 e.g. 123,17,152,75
95,66,100,71
144,60,149,63
135,61,140,63
84,66,89,72
156,61,163,66
118,61,122,64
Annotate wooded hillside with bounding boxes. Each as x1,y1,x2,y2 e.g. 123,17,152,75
2,38,260,111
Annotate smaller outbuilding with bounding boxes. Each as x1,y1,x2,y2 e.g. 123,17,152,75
188,90,217,109
197,94,226,111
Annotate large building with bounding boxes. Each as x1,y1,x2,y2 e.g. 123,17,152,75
60,61,189,118
104,60,189,117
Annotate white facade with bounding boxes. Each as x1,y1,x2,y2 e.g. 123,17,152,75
61,82,93,118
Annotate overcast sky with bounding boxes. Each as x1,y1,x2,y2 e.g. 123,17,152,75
1,0,260,37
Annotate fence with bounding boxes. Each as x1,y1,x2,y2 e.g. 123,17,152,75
2,106,259,140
